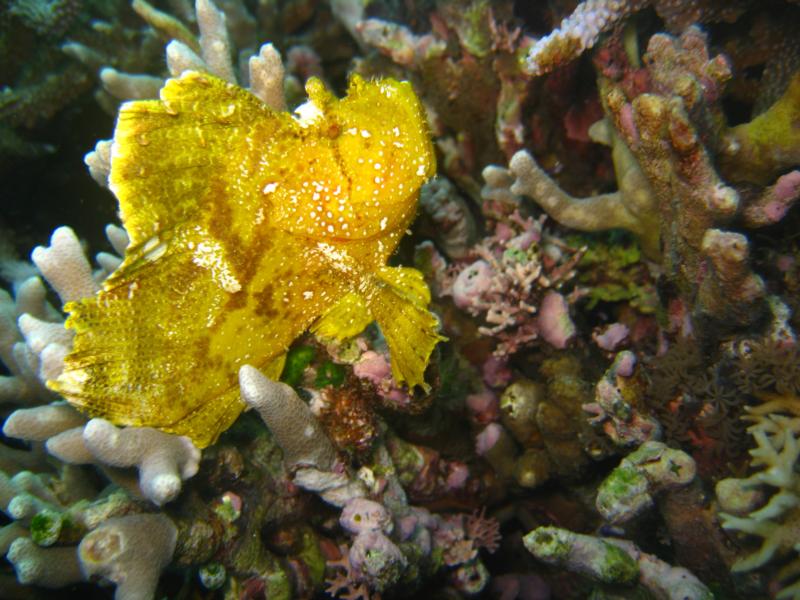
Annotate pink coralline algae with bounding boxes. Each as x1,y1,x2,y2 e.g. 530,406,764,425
433,509,501,569
325,546,373,600
353,350,413,409
593,322,631,351
440,211,585,356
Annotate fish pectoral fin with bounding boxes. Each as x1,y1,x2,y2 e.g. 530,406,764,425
310,292,373,341
367,266,446,391
261,352,287,381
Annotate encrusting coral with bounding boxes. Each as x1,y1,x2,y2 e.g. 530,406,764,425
596,440,696,523
524,526,713,599
507,25,776,335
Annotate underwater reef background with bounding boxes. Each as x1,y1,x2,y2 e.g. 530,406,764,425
2,0,800,599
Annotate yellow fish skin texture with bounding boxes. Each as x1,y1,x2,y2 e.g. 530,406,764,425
50,71,443,448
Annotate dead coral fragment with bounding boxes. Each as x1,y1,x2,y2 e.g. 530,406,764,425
524,526,713,598
596,440,696,523
7,538,83,588
79,419,200,506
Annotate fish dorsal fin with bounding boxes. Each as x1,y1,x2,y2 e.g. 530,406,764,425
109,71,289,252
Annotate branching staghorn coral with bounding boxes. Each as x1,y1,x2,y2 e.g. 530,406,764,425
0,229,99,475
0,462,158,592
1,224,202,506
79,513,178,600
506,26,776,335
508,118,659,257
242,363,500,598
240,365,338,474
716,397,800,598
45,417,201,506
87,0,344,113
524,0,749,76
85,0,291,182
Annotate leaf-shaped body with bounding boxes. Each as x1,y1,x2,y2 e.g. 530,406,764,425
52,72,442,448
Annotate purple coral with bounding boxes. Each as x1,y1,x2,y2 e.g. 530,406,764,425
340,498,393,535
452,260,494,311
352,350,413,409
465,508,502,554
